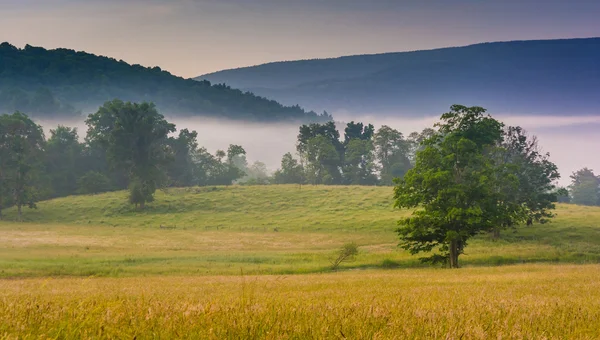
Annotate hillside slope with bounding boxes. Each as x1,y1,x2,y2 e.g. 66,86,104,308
2,185,600,277
0,43,329,122
198,38,600,116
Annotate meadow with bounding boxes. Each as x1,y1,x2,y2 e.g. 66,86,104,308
1,185,600,277
2,185,600,338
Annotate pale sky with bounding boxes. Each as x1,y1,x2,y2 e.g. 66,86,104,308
2,0,600,78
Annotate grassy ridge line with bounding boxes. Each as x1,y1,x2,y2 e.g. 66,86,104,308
2,264,600,338
1,185,402,231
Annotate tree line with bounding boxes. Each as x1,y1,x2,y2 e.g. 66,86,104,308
0,100,260,220
0,101,596,223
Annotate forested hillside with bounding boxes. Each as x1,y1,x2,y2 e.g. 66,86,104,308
0,43,330,122
199,38,600,115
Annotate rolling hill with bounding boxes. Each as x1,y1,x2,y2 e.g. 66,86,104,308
2,185,600,277
0,43,330,122
198,38,600,116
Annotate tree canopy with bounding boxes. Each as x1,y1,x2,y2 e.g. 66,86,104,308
393,105,560,268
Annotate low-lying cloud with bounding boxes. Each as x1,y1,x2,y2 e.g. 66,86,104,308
35,113,600,187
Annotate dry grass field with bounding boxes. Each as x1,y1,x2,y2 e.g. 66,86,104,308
2,185,600,338
2,265,600,339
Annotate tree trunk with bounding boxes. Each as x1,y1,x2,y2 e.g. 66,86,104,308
449,239,459,268
17,204,22,222
492,228,500,240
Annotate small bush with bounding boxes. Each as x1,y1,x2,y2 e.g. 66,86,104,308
330,242,359,271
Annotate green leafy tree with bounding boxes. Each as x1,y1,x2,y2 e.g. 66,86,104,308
490,126,560,237
226,144,247,184
77,171,112,195
86,100,176,208
407,128,435,164
343,121,374,145
373,126,412,185
45,126,84,197
297,122,343,184
394,105,519,268
556,187,570,203
342,122,376,185
273,152,305,184
570,168,600,206
0,112,45,221
193,147,219,186
343,139,377,185
167,129,200,187
304,135,341,185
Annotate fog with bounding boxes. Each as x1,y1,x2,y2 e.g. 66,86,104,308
35,113,600,187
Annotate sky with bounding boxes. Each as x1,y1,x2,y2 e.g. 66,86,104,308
2,0,600,78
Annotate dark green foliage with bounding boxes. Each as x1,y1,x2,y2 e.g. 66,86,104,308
77,171,112,195
497,126,560,227
0,43,329,122
296,121,379,185
556,187,571,204
86,100,176,208
166,129,200,187
45,126,85,197
394,105,534,268
128,177,155,208
191,145,247,186
570,168,600,206
273,153,305,184
0,112,45,221
343,139,377,185
374,126,412,185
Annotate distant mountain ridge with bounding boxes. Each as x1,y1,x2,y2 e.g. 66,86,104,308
0,43,329,122
198,38,600,116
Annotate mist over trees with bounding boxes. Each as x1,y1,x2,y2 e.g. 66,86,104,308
569,168,600,206
0,101,264,217
0,100,595,222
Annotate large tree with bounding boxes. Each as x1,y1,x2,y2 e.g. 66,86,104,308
0,112,45,221
394,105,524,268
86,100,175,208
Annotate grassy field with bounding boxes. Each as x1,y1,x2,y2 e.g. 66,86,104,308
2,264,600,338
1,185,600,277
2,185,600,338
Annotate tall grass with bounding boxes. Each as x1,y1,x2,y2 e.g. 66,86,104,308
2,264,600,338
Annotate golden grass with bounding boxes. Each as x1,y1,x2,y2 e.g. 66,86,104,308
2,264,600,339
